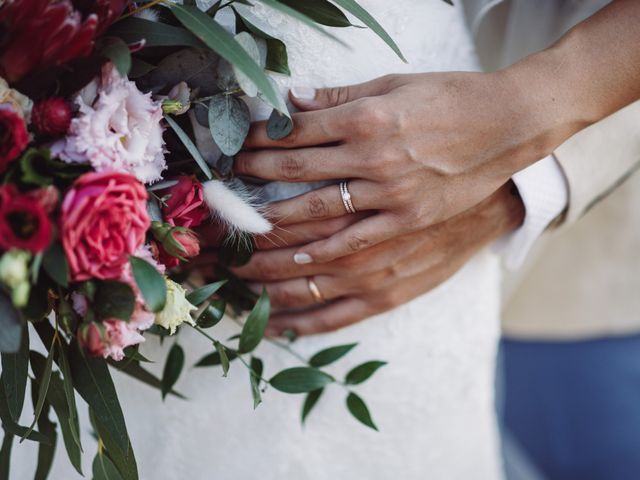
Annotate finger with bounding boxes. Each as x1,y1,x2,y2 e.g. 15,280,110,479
244,109,345,149
234,146,358,182
293,213,402,264
231,247,329,282
257,275,345,310
289,76,398,111
267,180,378,226
266,297,371,336
254,214,366,250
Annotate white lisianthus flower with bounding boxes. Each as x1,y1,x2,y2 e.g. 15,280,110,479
155,279,197,334
52,63,166,184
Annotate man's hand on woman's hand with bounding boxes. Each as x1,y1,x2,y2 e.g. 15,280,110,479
213,182,524,336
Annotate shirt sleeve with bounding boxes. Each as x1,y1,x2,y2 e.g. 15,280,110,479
495,155,569,270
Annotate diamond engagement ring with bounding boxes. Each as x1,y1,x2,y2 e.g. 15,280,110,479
339,181,357,214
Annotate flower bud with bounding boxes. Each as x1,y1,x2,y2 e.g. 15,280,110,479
11,281,30,308
0,249,31,289
32,98,72,137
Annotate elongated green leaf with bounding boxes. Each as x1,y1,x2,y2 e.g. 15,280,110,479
0,290,22,354
186,280,227,306
161,344,184,399
91,411,137,480
193,349,237,368
277,0,352,27
22,343,55,442
330,0,405,61
238,289,270,354
93,451,124,480
249,356,263,409
30,380,57,480
129,256,167,313
346,392,377,430
234,11,290,75
196,299,226,329
107,359,186,399
266,108,293,140
345,360,387,385
309,343,357,368
108,17,204,48
208,94,251,156
165,115,213,180
101,37,132,76
0,428,13,480
270,367,334,394
213,342,230,377
233,32,261,97
170,4,281,109
68,342,131,456
42,242,68,288
56,340,82,451
0,379,50,444
301,388,324,424
1,329,29,421
94,281,135,321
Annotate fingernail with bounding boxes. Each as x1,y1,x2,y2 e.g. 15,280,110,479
294,252,313,264
290,86,316,100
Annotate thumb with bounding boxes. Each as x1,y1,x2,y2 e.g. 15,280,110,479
289,76,395,111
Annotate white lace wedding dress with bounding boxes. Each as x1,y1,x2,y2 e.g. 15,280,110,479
14,2,504,479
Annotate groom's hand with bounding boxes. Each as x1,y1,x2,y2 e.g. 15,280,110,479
235,71,568,266
227,182,524,336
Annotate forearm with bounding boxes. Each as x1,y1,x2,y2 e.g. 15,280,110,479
501,0,640,171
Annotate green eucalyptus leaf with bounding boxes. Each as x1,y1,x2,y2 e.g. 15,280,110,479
208,94,251,156
301,388,324,424
1,329,29,421
100,37,132,76
266,108,293,140
346,392,377,431
0,290,23,354
345,360,387,385
232,32,262,97
197,299,226,328
0,428,13,479
56,340,82,451
235,12,290,75
22,343,55,442
309,343,357,368
170,4,281,109
249,356,263,409
270,367,334,394
68,342,132,457
90,408,138,480
93,451,124,480
42,241,69,288
129,256,167,313
330,0,405,61
30,381,57,480
0,378,51,444
165,115,213,180
213,341,230,377
238,289,270,353
186,280,227,306
94,281,135,321
108,359,186,399
161,344,185,399
277,0,353,27
107,17,203,48
193,349,237,368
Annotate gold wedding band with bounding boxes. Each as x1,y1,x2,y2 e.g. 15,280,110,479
307,277,325,304
339,181,357,214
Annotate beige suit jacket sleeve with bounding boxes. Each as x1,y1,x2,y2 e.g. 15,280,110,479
554,101,640,226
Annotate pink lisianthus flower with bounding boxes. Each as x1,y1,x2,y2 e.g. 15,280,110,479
79,320,145,361
53,63,166,184
61,171,150,281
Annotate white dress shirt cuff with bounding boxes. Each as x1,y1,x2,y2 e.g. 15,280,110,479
495,155,569,271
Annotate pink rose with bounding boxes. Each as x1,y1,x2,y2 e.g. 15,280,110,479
161,176,209,228
61,171,150,281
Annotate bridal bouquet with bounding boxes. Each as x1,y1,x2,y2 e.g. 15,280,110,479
0,0,408,478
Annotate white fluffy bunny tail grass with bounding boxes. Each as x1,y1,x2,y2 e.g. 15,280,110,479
202,179,272,235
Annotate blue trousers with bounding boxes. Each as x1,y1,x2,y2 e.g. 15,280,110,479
499,335,640,480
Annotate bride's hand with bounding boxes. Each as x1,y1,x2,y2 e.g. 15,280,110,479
236,71,563,265
224,182,523,336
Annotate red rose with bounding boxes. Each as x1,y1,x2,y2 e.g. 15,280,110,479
0,185,53,252
161,176,209,228
61,171,150,281
0,106,29,172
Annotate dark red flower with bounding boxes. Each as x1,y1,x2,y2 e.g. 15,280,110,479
161,176,210,228
151,227,200,269
0,0,128,82
0,185,53,253
32,98,72,137
0,105,29,172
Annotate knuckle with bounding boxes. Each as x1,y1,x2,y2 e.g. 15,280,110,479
347,234,371,253
326,86,351,107
377,289,402,311
234,153,252,175
279,154,304,180
306,192,329,219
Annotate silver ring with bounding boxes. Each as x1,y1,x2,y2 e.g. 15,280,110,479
339,181,357,214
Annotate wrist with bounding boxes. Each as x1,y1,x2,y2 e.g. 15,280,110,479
485,181,525,238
